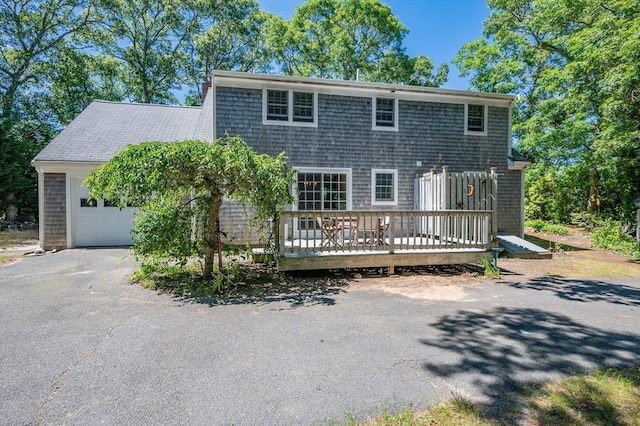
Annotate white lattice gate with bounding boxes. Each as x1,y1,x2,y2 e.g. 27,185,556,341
415,167,498,241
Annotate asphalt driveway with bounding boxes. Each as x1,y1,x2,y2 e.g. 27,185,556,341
1,249,639,425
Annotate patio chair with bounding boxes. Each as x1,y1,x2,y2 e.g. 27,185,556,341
370,216,390,245
317,216,342,247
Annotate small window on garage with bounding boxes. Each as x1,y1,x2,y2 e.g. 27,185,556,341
80,198,97,207
104,199,119,207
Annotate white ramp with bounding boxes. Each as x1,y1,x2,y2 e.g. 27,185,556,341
497,233,552,259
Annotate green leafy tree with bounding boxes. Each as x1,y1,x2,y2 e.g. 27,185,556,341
183,0,274,105
89,0,202,104
267,0,447,86
43,47,126,125
0,119,50,220
0,0,95,219
455,0,640,224
85,137,295,279
0,0,93,119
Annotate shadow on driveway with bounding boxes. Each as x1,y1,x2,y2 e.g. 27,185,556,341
420,306,640,420
172,274,350,309
505,276,640,307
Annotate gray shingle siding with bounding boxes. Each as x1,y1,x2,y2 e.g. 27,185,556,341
215,86,523,237
43,173,66,250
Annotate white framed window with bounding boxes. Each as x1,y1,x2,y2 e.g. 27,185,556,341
263,89,318,127
372,97,398,131
371,169,398,206
294,167,352,234
295,168,352,212
464,103,488,136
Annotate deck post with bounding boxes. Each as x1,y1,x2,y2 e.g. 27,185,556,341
490,167,498,242
277,212,284,257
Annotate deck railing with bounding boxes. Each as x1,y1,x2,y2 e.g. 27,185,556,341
278,210,494,256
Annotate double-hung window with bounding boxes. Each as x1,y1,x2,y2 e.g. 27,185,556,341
264,89,317,126
266,90,288,121
371,169,398,206
373,97,398,131
465,103,487,135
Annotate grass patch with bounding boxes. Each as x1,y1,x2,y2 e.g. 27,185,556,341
0,255,14,266
0,229,38,248
526,220,570,236
353,367,640,426
542,254,640,278
521,367,640,425
352,397,498,426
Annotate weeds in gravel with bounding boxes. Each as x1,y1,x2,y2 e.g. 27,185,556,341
353,367,640,426
479,257,501,279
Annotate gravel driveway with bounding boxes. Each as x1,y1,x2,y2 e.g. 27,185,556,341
1,249,639,425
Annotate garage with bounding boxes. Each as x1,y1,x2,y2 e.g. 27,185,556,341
72,177,136,247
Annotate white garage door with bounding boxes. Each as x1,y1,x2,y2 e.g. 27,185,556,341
72,178,137,247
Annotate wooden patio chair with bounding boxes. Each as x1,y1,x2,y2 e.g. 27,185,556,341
316,216,342,247
370,216,390,245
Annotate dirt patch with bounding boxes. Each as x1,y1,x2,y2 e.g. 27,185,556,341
0,229,41,266
501,227,640,280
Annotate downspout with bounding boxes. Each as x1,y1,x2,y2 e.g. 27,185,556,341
211,71,217,142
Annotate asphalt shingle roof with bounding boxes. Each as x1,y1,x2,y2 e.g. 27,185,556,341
33,98,212,163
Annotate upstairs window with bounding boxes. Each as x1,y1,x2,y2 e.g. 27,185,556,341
293,91,314,122
465,103,487,135
373,97,398,131
264,89,317,126
266,90,288,121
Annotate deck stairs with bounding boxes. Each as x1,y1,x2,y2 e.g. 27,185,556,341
497,232,552,259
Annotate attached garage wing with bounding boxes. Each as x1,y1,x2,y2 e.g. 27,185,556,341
72,178,136,247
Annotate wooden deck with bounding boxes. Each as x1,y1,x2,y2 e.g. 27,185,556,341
277,210,496,272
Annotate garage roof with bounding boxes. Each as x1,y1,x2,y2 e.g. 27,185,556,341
33,93,213,163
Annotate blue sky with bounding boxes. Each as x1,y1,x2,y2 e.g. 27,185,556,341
258,0,491,90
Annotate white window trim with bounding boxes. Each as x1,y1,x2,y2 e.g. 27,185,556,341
464,103,488,136
372,97,398,131
262,88,318,127
371,168,398,206
292,167,352,211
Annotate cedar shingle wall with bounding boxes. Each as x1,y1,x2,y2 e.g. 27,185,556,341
218,201,261,246
43,173,67,250
216,87,523,240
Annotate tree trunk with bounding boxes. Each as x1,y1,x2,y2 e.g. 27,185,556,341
587,167,599,212
203,195,222,279
5,193,17,222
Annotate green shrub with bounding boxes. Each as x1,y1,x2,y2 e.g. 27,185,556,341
591,219,640,259
526,219,546,232
525,220,569,236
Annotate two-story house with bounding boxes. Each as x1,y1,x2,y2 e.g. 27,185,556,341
32,71,528,269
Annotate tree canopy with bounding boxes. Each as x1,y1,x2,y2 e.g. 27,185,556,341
85,137,295,279
266,0,448,86
455,0,640,224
